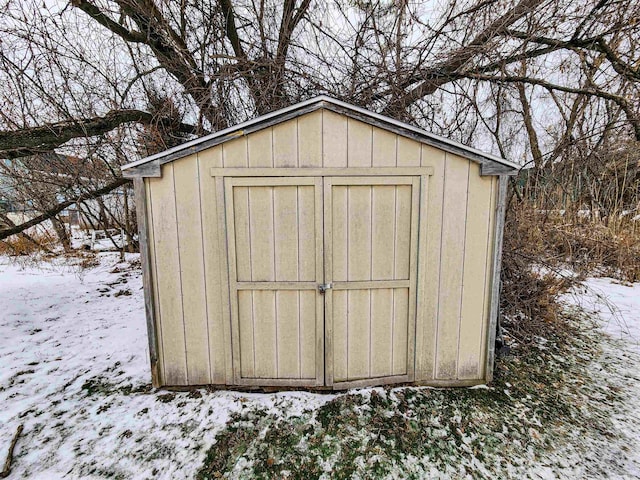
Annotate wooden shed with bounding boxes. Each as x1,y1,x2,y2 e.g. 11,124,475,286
122,96,518,390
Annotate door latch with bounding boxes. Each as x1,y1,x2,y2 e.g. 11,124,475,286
318,283,332,294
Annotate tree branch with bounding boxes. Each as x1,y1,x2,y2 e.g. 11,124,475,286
464,73,640,140
383,0,546,114
0,110,200,159
0,178,130,240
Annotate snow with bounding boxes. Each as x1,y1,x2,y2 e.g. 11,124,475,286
570,278,640,353
0,254,334,479
563,277,640,478
1,256,639,478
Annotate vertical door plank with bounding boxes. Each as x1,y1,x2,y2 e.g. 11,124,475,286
371,185,396,280
298,111,322,167
299,290,317,379
248,187,275,281
394,185,413,279
347,118,372,167
372,128,397,167
237,290,255,378
347,289,371,379
173,157,210,384
222,136,248,167
298,186,316,281
392,288,410,375
323,178,335,385
415,145,446,381
322,110,347,167
370,288,393,377
332,290,348,382
347,186,372,281
252,290,278,377
436,155,470,379
405,177,421,382
198,147,226,383
276,290,300,378
397,137,421,167
148,166,187,385
248,128,273,167
233,187,252,281
313,177,324,386
346,185,372,379
273,185,300,378
458,164,494,379
274,186,299,281
332,186,348,282
273,119,298,167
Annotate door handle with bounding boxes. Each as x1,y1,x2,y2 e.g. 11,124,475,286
318,283,332,294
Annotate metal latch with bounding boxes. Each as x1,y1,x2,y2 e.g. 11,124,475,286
318,283,332,294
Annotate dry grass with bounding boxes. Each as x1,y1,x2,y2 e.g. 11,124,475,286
500,194,640,348
0,231,57,256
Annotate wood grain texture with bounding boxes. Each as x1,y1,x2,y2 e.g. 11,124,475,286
372,128,397,167
297,111,322,167
148,165,187,385
226,177,323,384
173,156,210,384
223,136,248,167
485,175,508,382
415,145,446,381
458,163,493,379
435,154,470,380
134,178,160,387
327,177,418,384
347,118,372,167
248,127,273,167
273,119,298,167
322,110,347,167
479,177,497,378
198,147,227,384
397,136,421,167
139,106,504,389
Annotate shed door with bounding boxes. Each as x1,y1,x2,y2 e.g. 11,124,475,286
324,176,420,387
224,177,324,386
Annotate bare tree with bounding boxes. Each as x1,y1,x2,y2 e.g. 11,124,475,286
0,0,638,243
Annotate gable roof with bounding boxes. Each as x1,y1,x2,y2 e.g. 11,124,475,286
122,95,520,176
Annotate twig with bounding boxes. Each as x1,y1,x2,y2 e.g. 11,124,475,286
0,424,23,478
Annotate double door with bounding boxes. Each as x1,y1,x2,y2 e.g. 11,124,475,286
224,175,422,388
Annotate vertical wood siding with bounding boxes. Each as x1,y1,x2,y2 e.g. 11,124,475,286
145,110,498,386
329,181,414,382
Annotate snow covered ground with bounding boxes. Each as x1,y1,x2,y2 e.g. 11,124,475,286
0,254,333,479
0,254,639,479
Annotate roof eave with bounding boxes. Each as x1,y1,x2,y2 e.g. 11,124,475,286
122,96,520,176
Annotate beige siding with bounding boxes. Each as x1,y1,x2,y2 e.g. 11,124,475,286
144,109,499,387
298,110,323,167
226,178,322,382
197,146,228,384
458,164,495,379
328,178,416,383
173,157,210,384
144,180,164,384
147,165,187,385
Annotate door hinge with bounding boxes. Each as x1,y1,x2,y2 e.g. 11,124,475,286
318,283,332,294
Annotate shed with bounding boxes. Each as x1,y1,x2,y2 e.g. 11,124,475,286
122,96,518,389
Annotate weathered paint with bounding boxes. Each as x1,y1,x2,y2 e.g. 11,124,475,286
141,110,501,388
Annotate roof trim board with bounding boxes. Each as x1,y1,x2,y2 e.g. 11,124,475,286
122,96,520,177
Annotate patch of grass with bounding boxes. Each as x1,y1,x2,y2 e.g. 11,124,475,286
81,376,151,396
197,311,613,479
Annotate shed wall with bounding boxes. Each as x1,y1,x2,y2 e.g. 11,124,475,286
144,109,498,386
